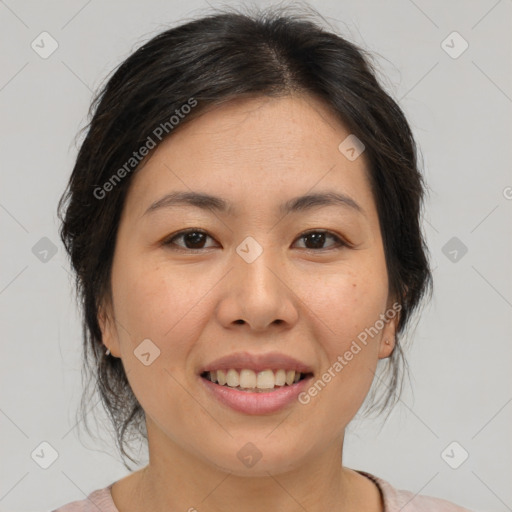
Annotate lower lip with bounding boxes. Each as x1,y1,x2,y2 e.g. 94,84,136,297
200,375,313,415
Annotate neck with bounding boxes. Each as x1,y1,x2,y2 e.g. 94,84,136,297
116,423,379,512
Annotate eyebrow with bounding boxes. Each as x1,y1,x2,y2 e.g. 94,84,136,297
142,190,365,218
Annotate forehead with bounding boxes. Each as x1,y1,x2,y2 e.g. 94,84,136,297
123,94,376,222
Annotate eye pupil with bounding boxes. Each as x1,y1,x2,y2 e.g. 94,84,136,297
185,232,206,248
305,232,326,249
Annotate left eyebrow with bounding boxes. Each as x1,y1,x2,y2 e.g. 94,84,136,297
142,190,366,218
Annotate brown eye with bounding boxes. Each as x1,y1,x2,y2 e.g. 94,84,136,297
294,230,347,250
163,229,217,251
163,229,348,252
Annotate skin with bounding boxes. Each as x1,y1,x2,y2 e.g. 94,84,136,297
99,93,399,512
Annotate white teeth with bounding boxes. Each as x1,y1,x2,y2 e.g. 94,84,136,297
217,369,227,386
256,369,275,389
275,369,286,386
226,369,239,387
205,369,306,390
239,369,257,388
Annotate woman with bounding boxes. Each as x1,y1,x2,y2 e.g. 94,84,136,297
54,5,473,511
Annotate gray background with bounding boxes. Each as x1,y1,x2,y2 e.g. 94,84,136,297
1,0,511,511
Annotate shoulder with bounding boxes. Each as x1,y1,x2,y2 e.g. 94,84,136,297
51,485,117,512
355,470,474,512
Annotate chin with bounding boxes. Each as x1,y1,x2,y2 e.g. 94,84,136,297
193,437,312,477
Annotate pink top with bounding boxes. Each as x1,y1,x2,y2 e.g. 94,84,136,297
51,470,473,511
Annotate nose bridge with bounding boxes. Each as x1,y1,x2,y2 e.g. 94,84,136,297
234,234,282,296
226,234,294,329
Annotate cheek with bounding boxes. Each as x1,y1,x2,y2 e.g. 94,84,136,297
301,267,388,409
304,275,385,414
306,268,388,345
110,262,203,419
113,258,206,340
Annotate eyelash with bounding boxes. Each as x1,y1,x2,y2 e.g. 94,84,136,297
162,228,350,252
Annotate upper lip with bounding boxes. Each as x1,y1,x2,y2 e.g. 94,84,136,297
199,351,314,374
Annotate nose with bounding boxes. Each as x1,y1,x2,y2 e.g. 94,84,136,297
216,244,299,332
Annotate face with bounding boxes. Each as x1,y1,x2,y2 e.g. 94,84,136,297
99,94,399,476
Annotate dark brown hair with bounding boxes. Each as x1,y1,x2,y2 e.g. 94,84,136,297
58,4,433,469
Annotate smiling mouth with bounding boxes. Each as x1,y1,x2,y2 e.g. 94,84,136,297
200,369,313,392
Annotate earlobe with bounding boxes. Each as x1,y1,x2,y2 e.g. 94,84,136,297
98,303,121,358
378,303,400,359
378,336,395,359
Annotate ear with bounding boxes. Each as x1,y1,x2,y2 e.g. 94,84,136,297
98,299,121,358
378,299,401,359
